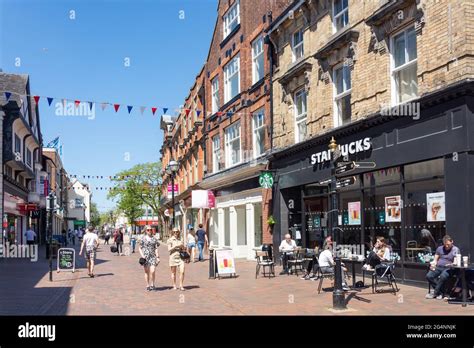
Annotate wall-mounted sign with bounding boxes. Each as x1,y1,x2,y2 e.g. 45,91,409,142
192,190,216,209
427,192,445,222
311,137,371,165
167,184,178,199
259,172,274,189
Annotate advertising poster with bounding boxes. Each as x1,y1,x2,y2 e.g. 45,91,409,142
348,201,361,225
426,192,445,222
215,249,236,275
385,195,401,222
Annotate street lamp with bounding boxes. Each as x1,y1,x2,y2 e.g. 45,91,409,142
166,160,179,228
328,136,346,310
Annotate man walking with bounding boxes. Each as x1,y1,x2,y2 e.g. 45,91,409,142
79,226,99,277
25,227,37,246
196,224,208,262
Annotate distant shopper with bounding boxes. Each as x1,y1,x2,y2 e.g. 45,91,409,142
62,229,68,247
69,229,76,246
104,230,111,245
186,228,196,263
139,226,160,291
130,232,137,253
114,229,124,256
167,228,186,291
79,226,99,277
196,224,208,262
25,227,37,246
426,235,459,300
77,228,84,242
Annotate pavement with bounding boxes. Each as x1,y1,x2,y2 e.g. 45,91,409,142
0,239,473,315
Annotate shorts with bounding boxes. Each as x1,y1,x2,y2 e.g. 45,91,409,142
188,243,196,249
85,247,96,261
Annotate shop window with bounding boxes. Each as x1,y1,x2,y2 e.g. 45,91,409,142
304,184,328,197
224,208,231,246
363,167,401,188
236,206,247,245
404,179,445,263
404,158,444,181
339,189,362,246
363,185,402,258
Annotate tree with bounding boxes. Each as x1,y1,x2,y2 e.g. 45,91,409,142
108,162,162,216
89,202,101,227
116,185,144,232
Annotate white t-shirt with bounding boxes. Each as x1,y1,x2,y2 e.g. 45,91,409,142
187,234,196,244
25,229,36,241
279,239,296,252
83,232,98,248
318,249,334,268
373,246,391,260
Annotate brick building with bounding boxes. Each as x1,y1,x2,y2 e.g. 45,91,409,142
267,0,474,283
197,0,290,259
159,67,206,239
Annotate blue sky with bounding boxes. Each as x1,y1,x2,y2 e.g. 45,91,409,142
0,0,217,212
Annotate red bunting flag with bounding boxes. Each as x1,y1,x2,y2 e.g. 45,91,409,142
33,96,40,104
185,109,191,117
114,104,120,112
151,107,157,115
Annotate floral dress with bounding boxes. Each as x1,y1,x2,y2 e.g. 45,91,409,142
140,235,160,267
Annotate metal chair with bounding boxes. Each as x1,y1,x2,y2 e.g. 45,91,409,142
364,261,399,294
287,247,304,276
255,250,275,279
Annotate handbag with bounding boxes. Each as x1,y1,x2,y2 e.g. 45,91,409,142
110,246,118,253
179,251,190,260
139,257,146,266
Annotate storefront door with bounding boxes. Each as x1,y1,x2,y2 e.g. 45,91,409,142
304,196,329,249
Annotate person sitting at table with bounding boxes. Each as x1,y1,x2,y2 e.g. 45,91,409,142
279,233,297,275
318,243,349,291
363,236,391,271
425,235,460,300
300,245,320,280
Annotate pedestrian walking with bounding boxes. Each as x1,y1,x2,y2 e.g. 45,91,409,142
167,228,186,291
139,226,160,291
24,227,37,246
70,229,76,246
130,232,137,253
196,224,208,262
186,227,196,263
62,229,68,247
114,229,124,255
79,226,99,277
104,230,111,245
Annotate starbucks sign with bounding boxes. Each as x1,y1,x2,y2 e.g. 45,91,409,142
259,172,274,189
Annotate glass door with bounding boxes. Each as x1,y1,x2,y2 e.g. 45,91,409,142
304,197,328,249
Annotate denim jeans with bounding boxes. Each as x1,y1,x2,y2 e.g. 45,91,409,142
197,241,205,261
426,266,457,296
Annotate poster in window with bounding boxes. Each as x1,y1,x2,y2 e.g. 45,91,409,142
426,192,445,222
385,195,401,222
348,201,361,225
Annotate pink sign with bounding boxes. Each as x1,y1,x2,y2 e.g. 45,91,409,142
208,191,215,208
167,184,178,198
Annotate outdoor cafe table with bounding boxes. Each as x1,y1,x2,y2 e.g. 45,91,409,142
341,257,365,288
446,263,474,307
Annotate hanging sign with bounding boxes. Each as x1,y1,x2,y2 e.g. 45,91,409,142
311,137,371,165
259,172,274,189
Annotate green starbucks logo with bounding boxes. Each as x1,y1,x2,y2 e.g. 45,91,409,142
259,172,274,189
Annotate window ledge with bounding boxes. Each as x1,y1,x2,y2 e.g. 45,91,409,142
221,93,242,111
314,28,359,60
220,24,241,49
248,78,265,94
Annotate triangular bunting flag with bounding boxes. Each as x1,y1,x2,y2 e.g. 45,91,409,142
185,109,191,117
5,92,11,101
33,96,40,104
101,103,108,111
163,107,168,114
127,105,133,114
226,112,233,117
114,104,120,112
151,107,157,115
140,106,146,115
89,102,94,110
217,111,223,117
47,97,53,106
196,110,202,117
74,100,81,108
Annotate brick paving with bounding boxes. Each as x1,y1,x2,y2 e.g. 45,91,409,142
0,240,472,315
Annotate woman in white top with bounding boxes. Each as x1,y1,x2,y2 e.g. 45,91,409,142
364,236,391,270
186,228,196,263
318,244,349,290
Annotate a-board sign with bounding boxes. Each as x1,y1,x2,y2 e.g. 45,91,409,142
215,248,236,276
57,248,75,273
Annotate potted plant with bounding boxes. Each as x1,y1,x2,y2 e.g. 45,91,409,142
267,215,276,227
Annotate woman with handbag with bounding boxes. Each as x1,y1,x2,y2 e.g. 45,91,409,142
139,226,160,291
167,227,187,291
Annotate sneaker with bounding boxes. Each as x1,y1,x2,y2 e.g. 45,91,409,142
436,294,443,300
425,293,436,299
150,285,155,291
146,286,151,291
342,286,350,291
300,275,309,280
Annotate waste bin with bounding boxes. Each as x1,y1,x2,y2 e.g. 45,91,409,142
262,244,273,261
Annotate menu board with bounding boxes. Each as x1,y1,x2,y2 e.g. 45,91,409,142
385,195,401,222
57,248,75,272
215,249,236,276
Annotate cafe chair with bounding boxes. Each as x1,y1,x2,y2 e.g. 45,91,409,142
255,250,275,279
406,240,418,261
317,270,334,294
287,247,304,276
366,262,399,295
